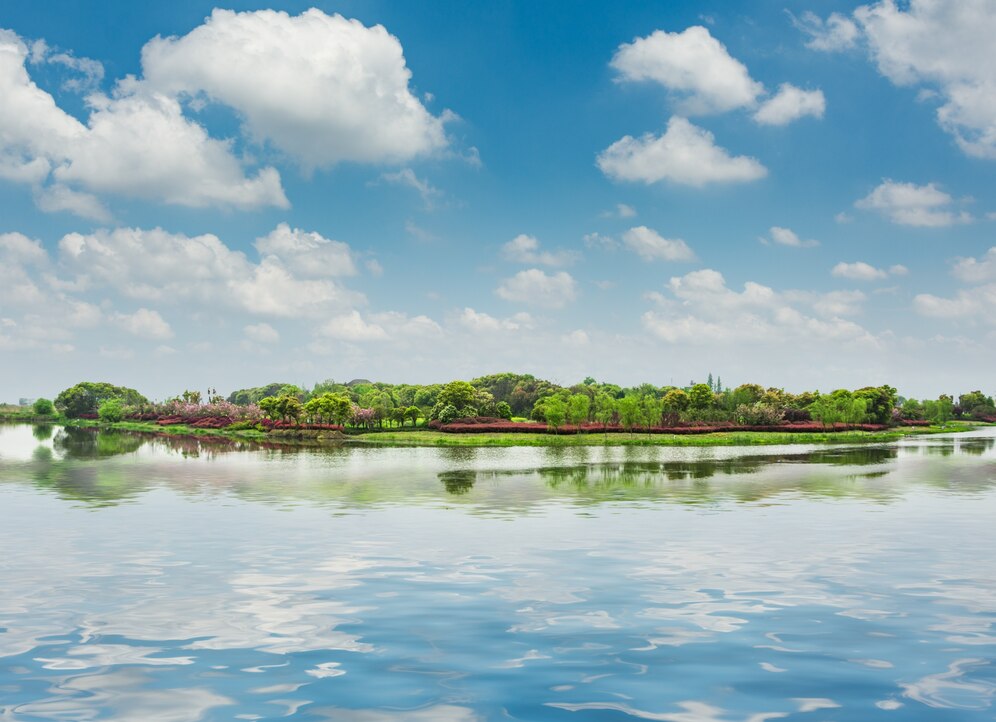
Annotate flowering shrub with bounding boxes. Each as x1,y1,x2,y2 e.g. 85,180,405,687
131,400,263,426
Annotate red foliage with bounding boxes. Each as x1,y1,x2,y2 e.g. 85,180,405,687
430,417,903,435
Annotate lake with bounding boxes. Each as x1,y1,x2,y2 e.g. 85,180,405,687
1,424,994,721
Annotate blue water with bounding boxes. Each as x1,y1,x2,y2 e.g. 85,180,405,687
1,425,994,720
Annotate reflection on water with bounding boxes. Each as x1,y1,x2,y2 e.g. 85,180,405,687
1,423,995,720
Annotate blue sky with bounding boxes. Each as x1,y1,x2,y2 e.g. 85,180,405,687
1,0,994,401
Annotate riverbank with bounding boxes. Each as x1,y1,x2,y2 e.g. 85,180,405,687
19,416,978,447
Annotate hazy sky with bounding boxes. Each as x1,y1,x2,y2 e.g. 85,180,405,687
1,0,994,401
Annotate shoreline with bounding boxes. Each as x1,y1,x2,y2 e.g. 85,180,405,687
5,416,979,448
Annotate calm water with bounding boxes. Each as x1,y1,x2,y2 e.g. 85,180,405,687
1,425,995,721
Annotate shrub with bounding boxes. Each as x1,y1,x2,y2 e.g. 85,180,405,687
32,398,55,416
734,403,784,426
98,398,125,423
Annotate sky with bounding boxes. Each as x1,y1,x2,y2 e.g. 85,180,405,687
1,0,994,402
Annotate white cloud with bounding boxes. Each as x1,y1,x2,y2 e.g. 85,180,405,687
762,226,819,248
855,0,996,158
597,116,767,187
583,232,618,250
29,40,105,93
914,286,996,320
952,247,996,283
0,29,288,214
753,84,825,126
141,8,449,168
379,168,444,209
561,330,590,346
856,180,971,227
495,269,578,309
790,11,860,51
370,311,443,338
58,226,364,318
32,184,110,221
0,231,47,265
610,26,763,114
114,308,173,340
622,226,695,262
458,308,534,333
365,259,384,277
642,269,876,345
832,261,888,281
244,323,279,344
318,310,388,341
501,234,578,266
55,91,289,209
913,245,996,322
254,223,357,278
601,203,637,219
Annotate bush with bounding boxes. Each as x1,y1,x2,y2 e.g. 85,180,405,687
734,403,784,426
98,398,125,423
32,398,55,416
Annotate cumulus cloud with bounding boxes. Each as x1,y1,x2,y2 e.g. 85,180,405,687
597,116,767,187
753,84,826,126
254,223,357,277
855,180,971,227
789,11,860,51
0,29,288,214
761,226,819,248
57,226,364,318
458,308,534,333
622,226,695,262
914,246,996,322
114,308,174,340
601,203,637,219
318,311,389,341
952,247,996,283
611,26,763,114
141,8,449,168
831,261,888,281
914,286,996,320
501,234,578,266
495,269,578,309
641,268,876,345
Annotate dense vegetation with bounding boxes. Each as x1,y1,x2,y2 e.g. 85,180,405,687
14,374,990,435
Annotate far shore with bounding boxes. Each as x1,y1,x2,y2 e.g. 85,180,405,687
2,414,982,448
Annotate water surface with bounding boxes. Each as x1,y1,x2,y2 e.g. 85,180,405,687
1,424,995,720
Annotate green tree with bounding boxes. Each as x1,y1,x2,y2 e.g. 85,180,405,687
495,401,513,420
54,382,147,418
32,398,55,416
97,398,125,423
617,396,641,431
543,396,567,431
567,394,591,428
661,389,689,424
688,383,713,411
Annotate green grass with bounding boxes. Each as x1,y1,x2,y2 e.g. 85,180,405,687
3,410,979,448
348,425,968,447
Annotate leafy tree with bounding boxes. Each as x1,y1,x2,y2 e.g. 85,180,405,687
495,401,513,420
594,393,616,429
854,385,897,425
617,396,641,431
55,382,147,418
97,398,125,423
406,406,421,427
439,380,476,410
661,389,689,424
32,398,55,416
543,396,567,430
437,404,460,424
688,383,713,411
924,396,954,426
567,394,591,428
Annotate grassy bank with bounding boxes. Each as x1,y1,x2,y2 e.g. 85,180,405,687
2,412,978,448
347,425,968,447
